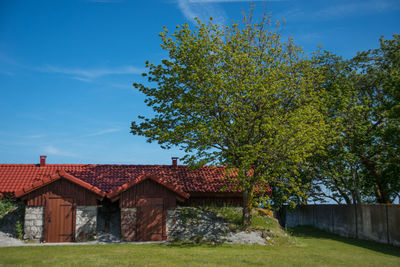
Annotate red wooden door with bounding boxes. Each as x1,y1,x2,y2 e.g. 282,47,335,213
136,198,164,241
44,197,74,242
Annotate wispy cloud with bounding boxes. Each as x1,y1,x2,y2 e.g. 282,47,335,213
84,128,121,137
0,70,13,76
39,65,143,81
186,0,285,3
86,0,124,3
0,52,143,82
17,113,46,121
177,0,228,24
43,145,76,157
26,134,46,139
317,0,400,18
108,82,132,89
176,0,286,25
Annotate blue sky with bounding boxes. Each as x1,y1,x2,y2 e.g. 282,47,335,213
0,0,399,165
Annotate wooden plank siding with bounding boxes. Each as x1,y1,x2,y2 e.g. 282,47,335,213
120,179,177,209
22,179,99,206
120,179,178,240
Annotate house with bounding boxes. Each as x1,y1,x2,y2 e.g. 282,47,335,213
0,156,247,242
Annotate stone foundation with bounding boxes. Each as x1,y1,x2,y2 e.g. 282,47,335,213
24,206,44,241
120,208,136,241
75,206,97,241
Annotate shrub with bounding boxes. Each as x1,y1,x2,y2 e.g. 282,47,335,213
0,198,16,218
15,220,24,239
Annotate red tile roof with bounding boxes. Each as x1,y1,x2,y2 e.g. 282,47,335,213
14,170,105,198
0,164,242,197
107,174,190,200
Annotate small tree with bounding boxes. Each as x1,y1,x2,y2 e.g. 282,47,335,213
131,13,334,225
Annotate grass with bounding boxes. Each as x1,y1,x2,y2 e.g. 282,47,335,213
0,227,399,266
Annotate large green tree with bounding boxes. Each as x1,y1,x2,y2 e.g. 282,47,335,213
306,35,400,204
351,34,400,203
304,51,365,205
131,14,334,224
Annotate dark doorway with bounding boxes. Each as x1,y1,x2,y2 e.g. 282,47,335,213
97,198,121,242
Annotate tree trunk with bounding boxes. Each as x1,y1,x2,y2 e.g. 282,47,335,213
361,154,391,203
242,189,252,226
333,179,352,204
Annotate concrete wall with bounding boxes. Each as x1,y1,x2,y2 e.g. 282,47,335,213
24,206,44,241
283,204,400,246
75,206,97,241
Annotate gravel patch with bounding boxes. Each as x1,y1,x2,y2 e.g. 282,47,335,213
0,231,25,247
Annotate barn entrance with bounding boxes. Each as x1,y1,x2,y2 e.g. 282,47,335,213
44,197,75,242
136,197,164,241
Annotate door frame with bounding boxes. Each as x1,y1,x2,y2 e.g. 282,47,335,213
43,196,76,242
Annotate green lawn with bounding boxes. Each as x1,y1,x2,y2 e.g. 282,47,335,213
0,227,399,267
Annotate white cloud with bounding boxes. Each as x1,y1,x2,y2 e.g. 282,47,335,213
84,128,121,137
43,145,76,157
176,0,286,25
40,65,143,80
177,0,228,24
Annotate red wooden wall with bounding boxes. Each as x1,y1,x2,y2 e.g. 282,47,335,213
119,179,177,209
119,179,179,241
22,179,99,206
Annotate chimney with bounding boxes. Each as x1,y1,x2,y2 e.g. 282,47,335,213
40,155,47,167
171,157,178,167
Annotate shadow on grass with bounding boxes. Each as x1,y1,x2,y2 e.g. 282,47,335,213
165,241,226,248
290,226,400,258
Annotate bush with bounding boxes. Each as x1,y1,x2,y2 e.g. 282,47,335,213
0,198,16,218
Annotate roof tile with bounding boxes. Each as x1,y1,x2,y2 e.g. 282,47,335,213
0,164,249,196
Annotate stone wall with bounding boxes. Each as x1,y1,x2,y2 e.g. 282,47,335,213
75,206,97,241
120,208,136,241
24,206,44,241
166,207,229,242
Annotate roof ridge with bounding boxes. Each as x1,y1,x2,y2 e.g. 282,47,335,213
0,164,224,167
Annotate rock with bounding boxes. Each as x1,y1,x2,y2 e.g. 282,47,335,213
167,207,229,243
226,231,265,245
166,207,267,245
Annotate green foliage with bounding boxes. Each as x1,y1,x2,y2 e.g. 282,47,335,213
306,35,400,204
0,198,16,218
200,206,242,231
178,207,200,225
131,9,336,222
351,34,400,203
15,221,23,240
